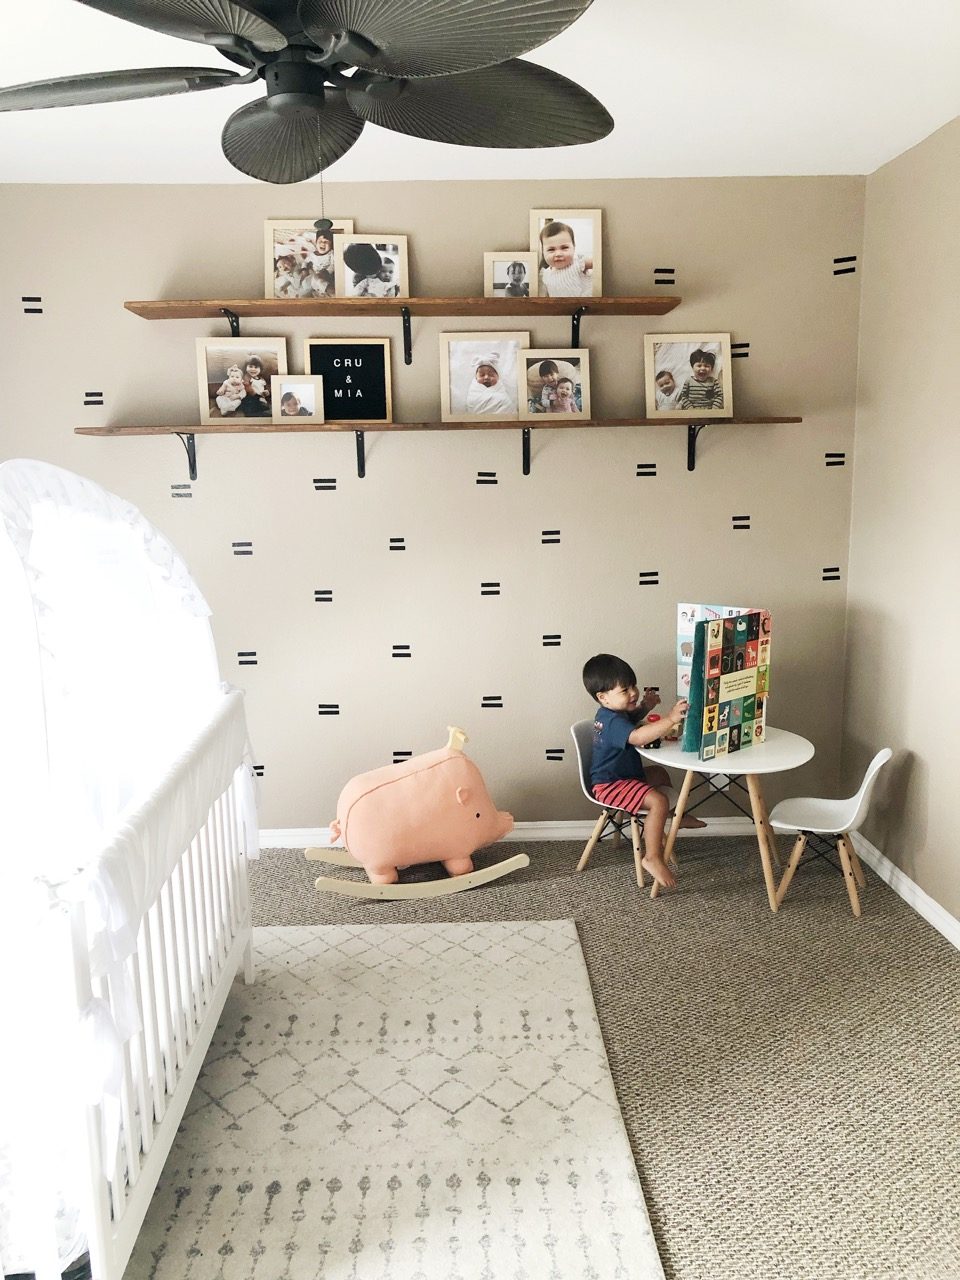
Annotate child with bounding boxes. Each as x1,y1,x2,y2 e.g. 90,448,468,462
654,368,681,410
538,220,593,297
465,353,514,414
273,253,300,299
240,355,270,417
313,229,335,295
582,653,704,888
280,391,310,416
215,364,244,416
677,348,724,410
535,359,560,411
503,260,529,297
549,376,579,412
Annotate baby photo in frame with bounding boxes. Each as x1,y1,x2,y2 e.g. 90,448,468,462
483,252,538,299
644,333,733,418
529,208,602,298
263,218,354,299
303,337,392,423
518,349,591,420
270,374,325,424
196,337,287,424
334,234,409,298
439,331,530,422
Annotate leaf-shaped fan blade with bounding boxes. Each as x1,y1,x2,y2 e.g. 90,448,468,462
298,0,595,77
221,92,364,183
0,67,242,111
346,59,612,148
77,0,287,53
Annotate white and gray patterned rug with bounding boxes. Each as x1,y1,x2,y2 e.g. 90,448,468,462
128,921,664,1279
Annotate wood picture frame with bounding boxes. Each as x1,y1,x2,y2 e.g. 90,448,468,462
303,337,392,423
644,333,733,418
263,218,354,299
334,234,409,298
529,208,602,298
196,336,287,425
270,374,325,424
439,331,530,423
482,252,538,299
518,348,591,421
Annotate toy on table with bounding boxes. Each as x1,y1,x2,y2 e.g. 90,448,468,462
306,726,524,899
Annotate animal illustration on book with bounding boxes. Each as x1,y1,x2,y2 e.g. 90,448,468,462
679,604,772,760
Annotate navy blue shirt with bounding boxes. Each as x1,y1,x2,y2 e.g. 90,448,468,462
590,706,648,786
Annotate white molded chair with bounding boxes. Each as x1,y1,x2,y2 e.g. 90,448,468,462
768,748,892,917
571,719,647,887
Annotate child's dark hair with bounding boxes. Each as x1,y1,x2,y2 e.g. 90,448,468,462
689,348,716,368
507,260,526,273
582,653,637,701
280,391,298,406
540,220,575,244
557,376,574,389
245,355,263,371
538,360,560,377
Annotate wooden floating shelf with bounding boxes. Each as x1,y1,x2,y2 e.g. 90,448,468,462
123,296,682,320
76,417,800,436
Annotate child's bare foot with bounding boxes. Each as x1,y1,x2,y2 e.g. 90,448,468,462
674,813,707,830
641,855,677,889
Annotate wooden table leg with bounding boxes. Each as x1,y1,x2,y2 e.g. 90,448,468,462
754,788,782,873
837,834,863,918
745,774,780,912
650,769,694,900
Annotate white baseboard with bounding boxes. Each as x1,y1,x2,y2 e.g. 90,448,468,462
850,831,960,950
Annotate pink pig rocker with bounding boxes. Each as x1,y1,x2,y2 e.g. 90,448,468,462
306,727,524,899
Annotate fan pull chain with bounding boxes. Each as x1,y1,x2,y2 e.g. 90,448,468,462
314,122,331,237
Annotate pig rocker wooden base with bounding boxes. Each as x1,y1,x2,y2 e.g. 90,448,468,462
305,846,530,899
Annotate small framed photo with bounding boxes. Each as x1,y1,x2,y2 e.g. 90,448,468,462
439,331,530,423
483,252,538,299
303,337,392,423
196,337,287,425
644,333,733,418
518,349,591,420
270,374,325,424
263,218,354,299
334,234,409,298
529,208,602,298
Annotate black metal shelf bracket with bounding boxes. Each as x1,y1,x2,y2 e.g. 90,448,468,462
522,427,531,476
355,430,366,478
220,307,241,337
687,423,707,471
175,432,197,481
571,306,588,348
401,306,412,364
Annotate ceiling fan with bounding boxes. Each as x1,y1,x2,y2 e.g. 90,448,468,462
0,0,613,184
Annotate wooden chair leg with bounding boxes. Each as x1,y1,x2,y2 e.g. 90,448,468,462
847,841,867,888
577,811,609,872
837,834,862,918
630,816,645,888
612,822,623,848
774,833,807,908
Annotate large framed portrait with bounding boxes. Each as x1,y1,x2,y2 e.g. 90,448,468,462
270,374,325,424
303,337,392,423
263,218,354,299
439,331,530,422
195,337,287,425
334,234,409,298
529,208,602,298
644,333,733,418
483,252,538,299
518,349,591,421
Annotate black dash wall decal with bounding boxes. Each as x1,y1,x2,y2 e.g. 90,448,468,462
314,589,333,603
476,470,498,485
481,695,503,709
232,541,253,556
389,536,406,552
312,477,337,491
318,703,340,716
170,483,192,499
825,452,846,467
636,462,657,478
391,644,411,658
833,255,857,276
638,570,660,586
252,764,264,778
653,267,676,286
731,343,750,359
21,296,43,314
83,391,104,406
542,634,561,647
237,650,258,666
481,581,501,596
822,566,842,582
541,529,561,545
732,514,751,531
545,748,565,762
392,750,413,764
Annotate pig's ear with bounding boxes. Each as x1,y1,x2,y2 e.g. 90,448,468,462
455,786,472,806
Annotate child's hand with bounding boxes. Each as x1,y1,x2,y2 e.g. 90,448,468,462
641,686,662,712
669,699,688,725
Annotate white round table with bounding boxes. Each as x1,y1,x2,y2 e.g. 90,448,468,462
635,727,815,911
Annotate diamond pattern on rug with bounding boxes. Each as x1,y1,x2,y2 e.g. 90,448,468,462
128,921,664,1279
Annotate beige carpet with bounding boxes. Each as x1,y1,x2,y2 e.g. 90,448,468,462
248,837,960,1280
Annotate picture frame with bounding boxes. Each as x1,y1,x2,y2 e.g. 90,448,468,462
529,208,602,298
263,218,354,299
303,338,392,423
334,234,409,298
518,349,591,421
270,374,325,424
483,252,539,299
195,337,287,425
644,333,733,418
439,331,531,423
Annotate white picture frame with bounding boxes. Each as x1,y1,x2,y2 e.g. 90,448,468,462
270,374,325,424
196,336,287,425
263,218,354,299
334,234,410,298
518,348,591,421
529,208,602,298
644,333,733,418
482,252,539,299
439,331,530,422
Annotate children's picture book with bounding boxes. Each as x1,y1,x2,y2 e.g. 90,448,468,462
678,603,771,760
676,602,750,698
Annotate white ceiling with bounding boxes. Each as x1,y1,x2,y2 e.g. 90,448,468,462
2,0,959,184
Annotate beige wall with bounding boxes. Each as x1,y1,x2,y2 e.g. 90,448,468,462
0,176,863,829
845,118,960,917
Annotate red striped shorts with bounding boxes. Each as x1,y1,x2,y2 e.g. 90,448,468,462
592,778,654,814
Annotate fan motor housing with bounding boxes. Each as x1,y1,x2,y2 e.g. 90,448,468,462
263,56,326,115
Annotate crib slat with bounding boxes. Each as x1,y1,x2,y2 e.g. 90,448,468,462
158,882,186,1073
222,782,240,935
191,834,214,1006
129,952,154,1155
211,797,233,956
107,970,142,1186
148,899,177,1098
172,862,198,1046
138,912,167,1124
201,818,226,976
